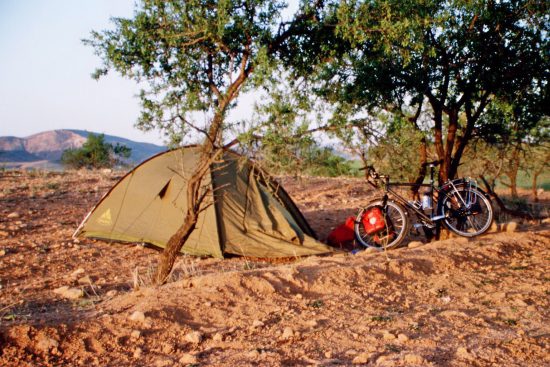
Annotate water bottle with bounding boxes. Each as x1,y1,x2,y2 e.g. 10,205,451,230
422,194,432,210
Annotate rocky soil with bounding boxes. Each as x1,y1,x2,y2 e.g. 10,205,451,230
0,169,548,366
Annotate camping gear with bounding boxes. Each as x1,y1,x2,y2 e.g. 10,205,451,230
74,147,333,258
327,216,356,247
361,206,386,235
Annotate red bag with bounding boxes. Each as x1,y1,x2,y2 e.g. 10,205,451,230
327,216,356,247
361,206,386,235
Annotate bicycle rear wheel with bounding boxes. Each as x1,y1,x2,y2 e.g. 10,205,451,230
441,187,493,237
354,200,409,250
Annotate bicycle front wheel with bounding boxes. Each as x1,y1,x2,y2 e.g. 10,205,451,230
354,200,409,250
441,188,493,237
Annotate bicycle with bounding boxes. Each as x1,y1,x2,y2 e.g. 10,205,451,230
354,160,494,250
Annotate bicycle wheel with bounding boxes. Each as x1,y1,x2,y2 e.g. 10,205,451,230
354,200,409,250
441,187,493,237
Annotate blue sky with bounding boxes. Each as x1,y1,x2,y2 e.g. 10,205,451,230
0,1,166,143
0,1,299,146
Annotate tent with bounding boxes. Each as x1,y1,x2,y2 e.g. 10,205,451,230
74,147,333,258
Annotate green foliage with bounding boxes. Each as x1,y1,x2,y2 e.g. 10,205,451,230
283,0,549,181
367,120,425,182
61,134,132,169
85,0,297,146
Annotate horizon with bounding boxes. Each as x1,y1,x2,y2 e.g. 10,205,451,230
0,0,297,146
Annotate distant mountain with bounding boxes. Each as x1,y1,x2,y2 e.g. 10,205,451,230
0,129,165,169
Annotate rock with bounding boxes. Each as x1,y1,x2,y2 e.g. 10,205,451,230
397,333,409,342
0,249,5,256
305,319,318,328
407,241,424,249
282,327,294,340
53,286,84,300
382,331,396,340
345,349,358,356
185,331,203,344
179,353,198,364
7,212,20,218
404,354,425,364
0,231,9,237
456,347,474,360
78,276,92,285
213,333,224,342
352,352,373,364
106,290,117,298
35,334,59,353
130,330,141,340
252,319,265,328
129,311,146,323
505,221,518,233
247,349,260,358
71,268,85,277
133,347,142,358
161,342,174,353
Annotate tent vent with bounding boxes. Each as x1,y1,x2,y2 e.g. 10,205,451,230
158,180,171,199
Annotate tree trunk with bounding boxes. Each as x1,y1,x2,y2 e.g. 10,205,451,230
532,172,540,202
410,136,427,200
154,211,199,284
154,112,225,285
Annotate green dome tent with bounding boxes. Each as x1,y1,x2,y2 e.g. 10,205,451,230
74,147,333,258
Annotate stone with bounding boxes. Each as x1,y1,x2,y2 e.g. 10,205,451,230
78,276,92,285
404,354,425,364
0,231,9,237
35,334,59,353
505,221,518,233
71,268,85,277
53,286,84,300
252,319,265,328
382,331,396,340
161,342,174,353
7,212,20,218
397,333,409,342
106,290,117,298
0,249,5,256
185,331,202,344
130,330,141,340
305,319,318,328
352,352,373,364
133,348,142,358
213,333,224,342
456,347,474,360
179,354,198,364
282,327,294,340
129,311,146,323
247,349,260,358
407,241,424,249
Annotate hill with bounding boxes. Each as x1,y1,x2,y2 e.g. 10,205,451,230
0,130,164,168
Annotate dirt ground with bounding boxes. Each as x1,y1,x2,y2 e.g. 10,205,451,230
0,169,548,366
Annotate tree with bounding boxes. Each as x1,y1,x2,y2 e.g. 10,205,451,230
86,0,320,284
283,0,549,183
61,133,131,169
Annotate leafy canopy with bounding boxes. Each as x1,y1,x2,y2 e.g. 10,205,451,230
85,0,293,145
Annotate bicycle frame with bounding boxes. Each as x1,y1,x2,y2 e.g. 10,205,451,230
369,164,479,228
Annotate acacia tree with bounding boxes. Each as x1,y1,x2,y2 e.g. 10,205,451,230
86,0,317,284
283,0,549,183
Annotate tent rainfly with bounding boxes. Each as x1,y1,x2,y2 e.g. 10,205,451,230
74,147,333,258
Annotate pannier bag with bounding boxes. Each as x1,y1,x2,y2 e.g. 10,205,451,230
361,206,386,235
327,216,356,247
